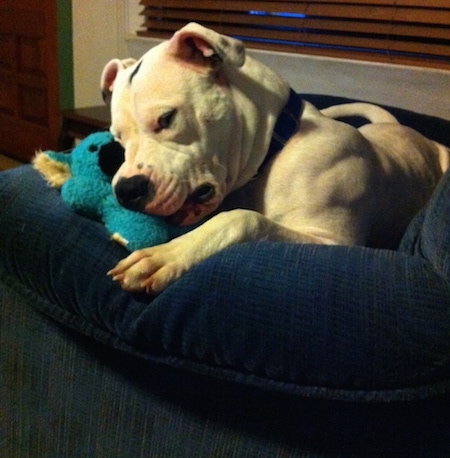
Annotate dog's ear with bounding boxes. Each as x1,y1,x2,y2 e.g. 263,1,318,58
168,22,245,68
100,58,137,104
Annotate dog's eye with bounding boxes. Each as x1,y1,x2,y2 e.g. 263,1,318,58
156,109,177,132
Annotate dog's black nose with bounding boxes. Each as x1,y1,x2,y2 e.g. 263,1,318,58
114,175,155,210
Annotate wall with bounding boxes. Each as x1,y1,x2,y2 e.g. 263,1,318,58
71,1,131,107
72,2,450,120
252,50,450,120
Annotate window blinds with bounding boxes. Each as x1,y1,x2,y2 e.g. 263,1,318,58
137,0,450,70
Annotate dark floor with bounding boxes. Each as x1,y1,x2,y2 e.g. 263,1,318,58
0,154,23,171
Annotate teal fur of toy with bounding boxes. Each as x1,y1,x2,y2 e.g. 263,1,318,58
44,131,190,251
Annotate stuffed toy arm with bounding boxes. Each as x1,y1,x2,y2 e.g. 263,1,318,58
102,194,172,251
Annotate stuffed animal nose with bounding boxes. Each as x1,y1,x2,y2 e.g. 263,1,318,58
114,175,155,210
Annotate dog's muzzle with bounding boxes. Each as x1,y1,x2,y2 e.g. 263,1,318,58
114,175,216,219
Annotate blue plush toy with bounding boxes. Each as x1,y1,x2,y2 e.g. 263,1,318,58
33,131,189,251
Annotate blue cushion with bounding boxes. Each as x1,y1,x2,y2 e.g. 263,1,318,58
2,163,450,402
2,94,450,402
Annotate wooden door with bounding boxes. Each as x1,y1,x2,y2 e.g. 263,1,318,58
0,0,60,162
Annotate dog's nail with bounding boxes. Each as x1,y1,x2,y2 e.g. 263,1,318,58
107,267,122,276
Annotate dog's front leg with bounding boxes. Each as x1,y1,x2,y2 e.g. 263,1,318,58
108,209,265,294
108,209,337,294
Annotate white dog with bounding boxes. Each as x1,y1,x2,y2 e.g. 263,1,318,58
101,23,449,294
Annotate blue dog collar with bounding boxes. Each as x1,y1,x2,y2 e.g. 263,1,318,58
259,89,304,172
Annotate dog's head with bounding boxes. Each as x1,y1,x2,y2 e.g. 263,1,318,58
100,23,248,226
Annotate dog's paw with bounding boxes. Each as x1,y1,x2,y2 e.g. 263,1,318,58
107,240,190,294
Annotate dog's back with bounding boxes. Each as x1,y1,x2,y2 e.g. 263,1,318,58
321,102,449,247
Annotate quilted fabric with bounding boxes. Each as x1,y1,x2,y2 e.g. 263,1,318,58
1,162,450,401
4,281,450,456
1,95,450,402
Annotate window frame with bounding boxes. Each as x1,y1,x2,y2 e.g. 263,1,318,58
137,0,450,70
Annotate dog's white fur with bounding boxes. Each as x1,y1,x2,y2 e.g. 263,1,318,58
101,23,449,294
